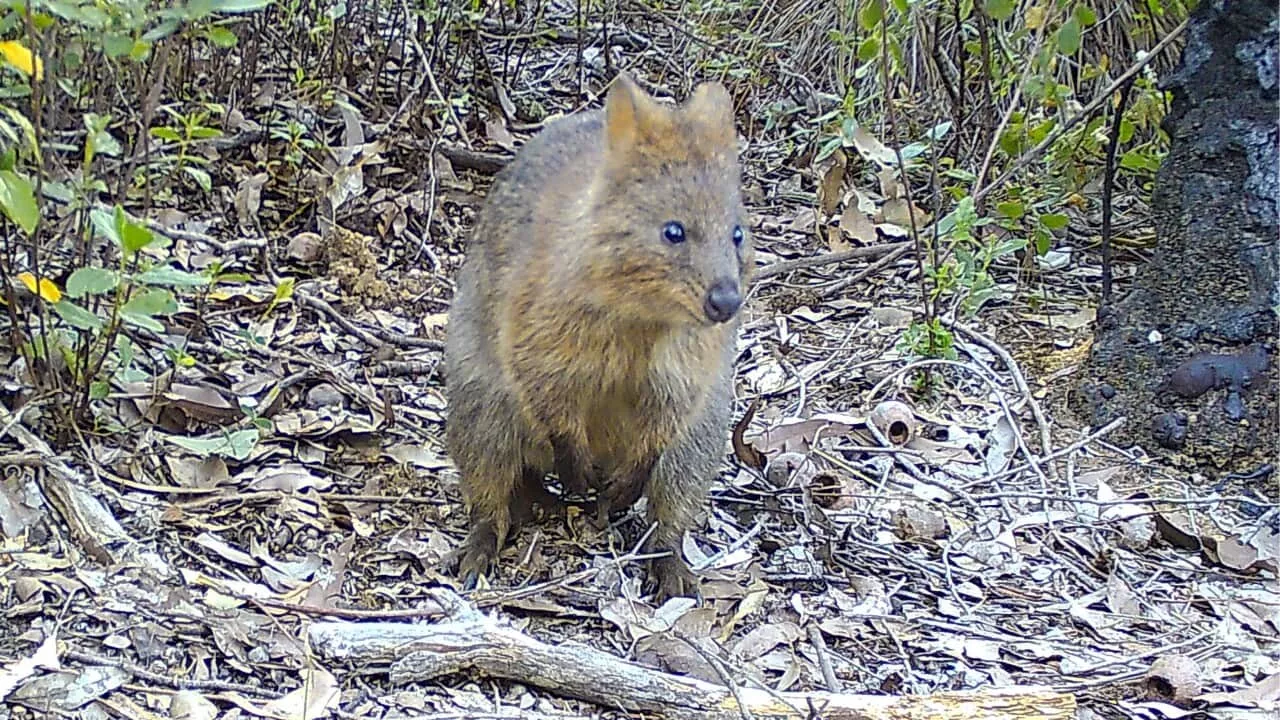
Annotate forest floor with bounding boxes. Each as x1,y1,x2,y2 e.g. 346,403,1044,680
0,3,1276,720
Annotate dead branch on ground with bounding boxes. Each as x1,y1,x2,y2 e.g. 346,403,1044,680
309,589,1076,720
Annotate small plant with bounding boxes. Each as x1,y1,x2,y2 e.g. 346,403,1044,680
269,116,318,167
31,205,210,417
148,103,225,193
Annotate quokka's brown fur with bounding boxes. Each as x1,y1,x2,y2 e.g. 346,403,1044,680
443,73,754,600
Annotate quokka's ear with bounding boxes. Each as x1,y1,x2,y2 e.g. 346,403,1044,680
604,72,671,151
685,80,737,146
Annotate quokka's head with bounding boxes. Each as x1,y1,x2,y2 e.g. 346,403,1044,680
584,73,754,328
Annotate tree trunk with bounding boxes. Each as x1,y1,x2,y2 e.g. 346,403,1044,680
1071,0,1278,476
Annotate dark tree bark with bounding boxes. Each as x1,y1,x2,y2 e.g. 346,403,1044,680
1071,0,1278,476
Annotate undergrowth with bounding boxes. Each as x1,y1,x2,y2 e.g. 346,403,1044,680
0,0,1193,445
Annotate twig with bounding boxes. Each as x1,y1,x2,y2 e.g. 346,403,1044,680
753,242,908,281
817,243,912,299
92,204,270,254
423,45,470,147
691,518,763,573
1101,76,1136,307
311,589,1078,720
63,648,279,699
974,18,1189,204
986,416,1125,484
372,360,440,377
381,0,431,132
293,289,443,351
971,10,1051,208
806,624,842,693
672,628,758,720
953,323,1056,479
292,290,384,348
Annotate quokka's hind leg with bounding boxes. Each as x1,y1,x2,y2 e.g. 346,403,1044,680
591,456,656,529
443,364,536,587
450,458,522,589
551,433,597,497
511,464,562,525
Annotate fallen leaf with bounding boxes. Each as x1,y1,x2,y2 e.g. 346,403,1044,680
838,201,877,245
816,148,847,217
1197,671,1280,707
234,172,269,228
257,667,341,720
170,690,219,720
485,117,516,152
9,665,128,712
732,621,802,662
850,123,896,166
0,633,59,701
882,197,931,228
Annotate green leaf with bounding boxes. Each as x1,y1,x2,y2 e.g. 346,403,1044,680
91,207,121,247
165,428,260,460
814,135,843,163
128,40,153,61
52,299,104,330
1039,213,1070,230
273,277,295,303
1028,118,1055,144
892,0,908,12
926,121,953,141
0,169,38,234
1057,17,1082,55
84,112,121,161
0,105,40,162
996,201,1025,219
41,181,74,203
187,0,215,19
184,166,212,192
990,237,1028,257
211,0,275,12
1118,118,1135,144
206,26,239,48
102,33,134,58
150,126,182,142
998,131,1022,157
122,287,179,316
900,141,927,159
1034,227,1053,255
858,0,884,30
986,0,1015,20
857,36,879,62
1121,149,1161,172
66,267,119,297
136,265,210,287
116,206,157,254
1073,4,1098,26
120,312,165,332
89,381,110,400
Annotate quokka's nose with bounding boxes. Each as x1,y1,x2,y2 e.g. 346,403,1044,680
704,278,743,323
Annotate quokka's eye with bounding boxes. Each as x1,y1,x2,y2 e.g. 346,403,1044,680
662,221,686,244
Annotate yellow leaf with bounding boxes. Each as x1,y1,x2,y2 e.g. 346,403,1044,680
0,41,43,81
17,271,62,303
1025,4,1046,30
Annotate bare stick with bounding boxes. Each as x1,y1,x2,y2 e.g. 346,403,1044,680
309,589,1076,720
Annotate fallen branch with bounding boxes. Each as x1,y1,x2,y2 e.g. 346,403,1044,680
0,404,131,565
309,589,1076,720
753,242,909,281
